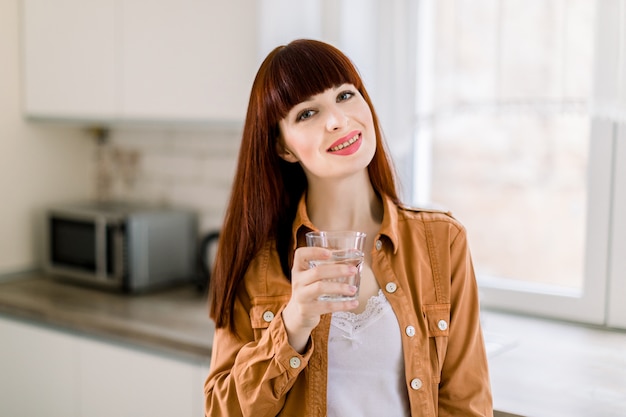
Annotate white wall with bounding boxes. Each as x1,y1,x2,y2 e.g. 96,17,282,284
0,0,94,274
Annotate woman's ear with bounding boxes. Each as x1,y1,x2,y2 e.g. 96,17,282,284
276,140,299,163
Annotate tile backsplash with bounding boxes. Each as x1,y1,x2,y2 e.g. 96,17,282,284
98,126,242,234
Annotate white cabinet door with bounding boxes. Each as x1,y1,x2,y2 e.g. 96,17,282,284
22,0,118,120
77,337,199,417
0,317,80,417
23,0,258,123
194,358,210,416
120,0,259,123
193,363,212,416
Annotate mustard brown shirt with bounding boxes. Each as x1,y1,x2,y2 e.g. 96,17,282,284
204,195,493,416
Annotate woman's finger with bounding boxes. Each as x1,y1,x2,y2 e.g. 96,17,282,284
292,246,330,271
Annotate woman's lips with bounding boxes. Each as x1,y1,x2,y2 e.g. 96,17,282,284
327,132,362,156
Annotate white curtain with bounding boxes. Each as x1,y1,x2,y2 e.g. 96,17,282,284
258,0,419,200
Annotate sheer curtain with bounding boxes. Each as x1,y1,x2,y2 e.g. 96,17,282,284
258,0,419,200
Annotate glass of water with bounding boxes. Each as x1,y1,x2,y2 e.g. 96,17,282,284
305,231,366,301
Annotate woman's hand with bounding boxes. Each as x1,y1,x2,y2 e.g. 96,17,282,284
281,246,359,353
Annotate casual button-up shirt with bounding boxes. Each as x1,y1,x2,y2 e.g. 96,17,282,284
205,195,493,417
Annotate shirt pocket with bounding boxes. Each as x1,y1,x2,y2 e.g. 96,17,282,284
249,296,290,340
423,303,451,382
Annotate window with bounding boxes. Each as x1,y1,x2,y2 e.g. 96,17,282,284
415,0,626,327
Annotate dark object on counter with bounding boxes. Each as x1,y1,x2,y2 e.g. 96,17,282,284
44,202,198,293
198,230,220,292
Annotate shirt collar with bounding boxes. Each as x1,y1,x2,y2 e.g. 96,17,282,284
292,193,316,254
291,192,400,254
379,194,399,254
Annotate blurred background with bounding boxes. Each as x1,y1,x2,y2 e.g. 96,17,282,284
3,0,624,327
1,1,626,416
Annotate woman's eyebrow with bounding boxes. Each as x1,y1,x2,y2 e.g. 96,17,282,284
295,85,348,107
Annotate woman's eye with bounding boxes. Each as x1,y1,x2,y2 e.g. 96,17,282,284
297,109,315,121
337,91,355,102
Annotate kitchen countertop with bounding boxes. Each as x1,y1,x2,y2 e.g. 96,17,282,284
482,309,626,417
0,272,213,363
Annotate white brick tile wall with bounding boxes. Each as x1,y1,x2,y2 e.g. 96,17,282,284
199,156,238,185
140,152,203,182
98,127,242,235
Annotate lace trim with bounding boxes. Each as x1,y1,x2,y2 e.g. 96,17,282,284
331,289,390,334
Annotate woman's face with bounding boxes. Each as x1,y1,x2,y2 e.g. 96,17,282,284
277,83,376,182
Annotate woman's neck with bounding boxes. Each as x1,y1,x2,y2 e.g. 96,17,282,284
306,172,383,232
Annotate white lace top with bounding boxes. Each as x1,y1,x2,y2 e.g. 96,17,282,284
327,289,410,416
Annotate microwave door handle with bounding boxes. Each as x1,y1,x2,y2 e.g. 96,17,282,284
113,226,125,280
95,217,107,280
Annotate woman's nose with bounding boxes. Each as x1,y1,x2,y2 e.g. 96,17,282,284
325,105,348,131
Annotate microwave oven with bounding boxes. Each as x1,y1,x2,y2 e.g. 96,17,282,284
44,202,198,292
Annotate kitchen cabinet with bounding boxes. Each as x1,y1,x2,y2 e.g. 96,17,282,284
120,0,258,122
21,0,118,120
78,336,205,417
22,0,259,124
0,316,208,417
0,317,80,417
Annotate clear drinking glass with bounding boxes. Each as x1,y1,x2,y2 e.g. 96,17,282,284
305,231,366,301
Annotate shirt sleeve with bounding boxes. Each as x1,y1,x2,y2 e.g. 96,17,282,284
438,224,494,417
204,293,313,417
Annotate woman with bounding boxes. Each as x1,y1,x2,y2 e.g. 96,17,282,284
205,39,493,417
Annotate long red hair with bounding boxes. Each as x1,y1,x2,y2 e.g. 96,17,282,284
210,39,400,330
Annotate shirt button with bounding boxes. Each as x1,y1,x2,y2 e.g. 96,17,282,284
410,378,423,390
438,319,448,331
405,325,415,337
375,240,383,251
289,356,301,368
385,282,397,293
262,311,274,322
